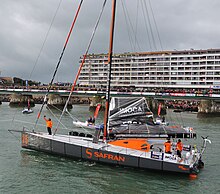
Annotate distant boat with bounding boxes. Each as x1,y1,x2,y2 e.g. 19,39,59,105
72,120,101,130
22,108,33,114
73,104,101,130
22,99,33,114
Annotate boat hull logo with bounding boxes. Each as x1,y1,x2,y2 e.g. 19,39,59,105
22,134,29,146
178,165,188,171
86,148,125,162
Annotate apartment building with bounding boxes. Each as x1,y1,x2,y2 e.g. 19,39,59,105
78,49,220,89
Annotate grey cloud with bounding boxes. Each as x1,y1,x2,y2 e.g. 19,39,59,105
0,0,219,83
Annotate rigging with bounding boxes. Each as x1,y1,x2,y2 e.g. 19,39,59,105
29,0,63,80
33,0,84,130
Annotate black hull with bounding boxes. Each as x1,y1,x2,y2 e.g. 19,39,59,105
21,132,199,174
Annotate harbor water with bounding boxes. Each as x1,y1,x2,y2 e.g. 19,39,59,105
0,102,219,194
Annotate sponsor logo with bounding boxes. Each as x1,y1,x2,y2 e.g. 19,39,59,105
22,134,29,146
120,106,143,114
86,148,125,162
151,152,163,160
178,165,188,171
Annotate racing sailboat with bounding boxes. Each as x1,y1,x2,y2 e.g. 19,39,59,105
108,97,196,139
14,0,211,176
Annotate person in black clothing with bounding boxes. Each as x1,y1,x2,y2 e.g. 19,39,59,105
147,116,155,125
87,116,95,125
87,116,92,123
92,117,95,124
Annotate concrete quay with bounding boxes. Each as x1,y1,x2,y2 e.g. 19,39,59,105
1,92,220,117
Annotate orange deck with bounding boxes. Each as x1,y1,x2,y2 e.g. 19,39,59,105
109,139,150,152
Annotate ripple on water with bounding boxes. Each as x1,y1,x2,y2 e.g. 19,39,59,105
0,104,219,194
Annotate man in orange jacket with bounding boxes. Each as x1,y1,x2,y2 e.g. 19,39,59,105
44,115,53,135
164,139,172,154
176,139,183,158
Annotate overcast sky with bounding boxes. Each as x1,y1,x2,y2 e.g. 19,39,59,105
0,0,220,83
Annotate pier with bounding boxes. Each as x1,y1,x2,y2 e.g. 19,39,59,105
1,87,220,116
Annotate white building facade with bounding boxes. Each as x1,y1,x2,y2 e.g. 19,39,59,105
78,49,220,89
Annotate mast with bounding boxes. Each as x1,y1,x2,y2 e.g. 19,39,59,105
103,0,116,140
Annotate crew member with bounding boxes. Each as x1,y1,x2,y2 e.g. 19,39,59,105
87,116,95,125
164,139,172,154
176,139,183,158
147,116,155,125
162,116,165,123
44,115,53,135
92,117,95,124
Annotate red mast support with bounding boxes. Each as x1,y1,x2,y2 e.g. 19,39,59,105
103,0,116,140
34,0,83,129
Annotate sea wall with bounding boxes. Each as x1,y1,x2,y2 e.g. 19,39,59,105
9,94,34,107
47,95,91,109
0,94,91,106
197,100,220,117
